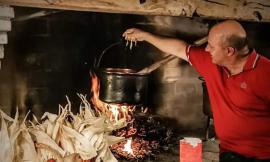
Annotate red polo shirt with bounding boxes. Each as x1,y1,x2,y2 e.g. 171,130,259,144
186,46,270,159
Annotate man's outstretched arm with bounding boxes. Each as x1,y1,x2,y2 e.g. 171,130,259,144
122,28,188,61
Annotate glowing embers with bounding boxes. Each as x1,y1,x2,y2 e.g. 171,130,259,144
110,115,168,161
123,139,134,155
111,136,159,160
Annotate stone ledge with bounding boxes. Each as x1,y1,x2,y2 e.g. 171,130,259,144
0,32,7,44
0,5,14,18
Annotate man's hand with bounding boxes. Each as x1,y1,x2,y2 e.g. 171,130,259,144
122,28,149,42
122,28,188,61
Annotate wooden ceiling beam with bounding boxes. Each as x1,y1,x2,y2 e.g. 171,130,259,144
0,0,270,22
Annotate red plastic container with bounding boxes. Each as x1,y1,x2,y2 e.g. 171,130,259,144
179,137,202,162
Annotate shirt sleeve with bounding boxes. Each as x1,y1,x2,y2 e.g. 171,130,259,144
186,45,214,77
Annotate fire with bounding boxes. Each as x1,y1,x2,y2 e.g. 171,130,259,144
90,73,135,123
90,73,160,160
123,139,134,155
90,73,104,113
108,104,120,121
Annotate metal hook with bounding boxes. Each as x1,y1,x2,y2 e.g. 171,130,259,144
95,41,122,68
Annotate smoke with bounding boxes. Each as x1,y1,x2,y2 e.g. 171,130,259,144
13,72,28,120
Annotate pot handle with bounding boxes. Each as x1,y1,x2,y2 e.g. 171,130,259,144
94,41,123,68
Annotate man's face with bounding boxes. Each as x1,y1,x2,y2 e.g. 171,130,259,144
205,33,227,65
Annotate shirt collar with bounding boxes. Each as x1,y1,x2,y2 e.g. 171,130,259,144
243,49,260,71
222,49,260,78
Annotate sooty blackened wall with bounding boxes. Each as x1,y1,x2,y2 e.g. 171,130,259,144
0,6,270,131
0,7,154,119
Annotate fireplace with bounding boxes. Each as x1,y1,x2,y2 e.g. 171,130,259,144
90,72,177,161
0,5,270,162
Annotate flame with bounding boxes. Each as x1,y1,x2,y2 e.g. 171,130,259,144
108,104,120,121
90,73,139,157
90,73,135,122
90,73,105,113
123,139,134,155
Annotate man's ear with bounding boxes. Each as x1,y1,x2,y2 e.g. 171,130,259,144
227,47,235,56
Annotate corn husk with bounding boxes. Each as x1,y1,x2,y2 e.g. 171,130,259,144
0,93,128,162
15,122,39,162
0,112,13,162
63,153,81,162
29,128,66,156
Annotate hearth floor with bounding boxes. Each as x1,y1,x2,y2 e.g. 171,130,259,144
118,137,220,162
117,117,219,162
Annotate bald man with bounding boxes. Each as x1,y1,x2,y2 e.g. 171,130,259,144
123,20,270,162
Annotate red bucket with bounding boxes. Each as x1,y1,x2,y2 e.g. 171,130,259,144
179,137,202,162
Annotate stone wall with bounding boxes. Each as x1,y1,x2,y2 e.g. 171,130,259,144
143,16,209,130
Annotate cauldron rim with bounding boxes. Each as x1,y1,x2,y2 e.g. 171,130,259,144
97,68,148,76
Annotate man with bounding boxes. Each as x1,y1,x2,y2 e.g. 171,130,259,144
122,20,270,162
